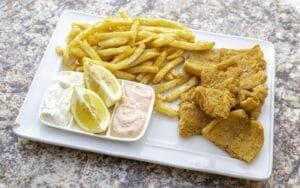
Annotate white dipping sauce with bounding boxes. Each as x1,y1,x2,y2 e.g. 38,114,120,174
40,71,83,126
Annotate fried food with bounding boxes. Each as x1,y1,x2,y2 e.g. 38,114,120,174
200,66,241,94
202,109,264,163
154,97,178,117
163,77,199,102
195,87,236,119
183,50,220,76
179,102,212,137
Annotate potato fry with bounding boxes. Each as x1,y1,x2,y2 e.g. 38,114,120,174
136,36,154,45
169,41,215,51
75,66,83,72
183,61,202,77
78,40,102,61
138,26,194,41
86,35,99,45
140,51,167,84
95,31,132,41
67,26,82,42
164,47,177,55
111,47,135,63
125,65,158,74
136,30,158,41
113,70,136,81
136,73,147,81
154,75,190,93
152,57,184,84
113,43,145,70
69,21,107,46
163,77,199,102
72,22,91,30
153,51,167,67
164,72,175,81
134,17,190,31
149,35,176,47
70,47,86,58
170,69,182,77
98,37,128,49
140,73,154,84
154,98,178,117
130,21,139,46
167,49,184,60
83,57,116,70
97,46,131,57
129,50,160,67
55,46,64,56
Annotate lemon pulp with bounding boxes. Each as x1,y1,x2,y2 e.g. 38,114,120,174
71,86,110,133
83,60,122,107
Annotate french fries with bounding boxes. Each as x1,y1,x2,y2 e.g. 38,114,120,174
154,75,190,93
99,37,129,49
56,12,216,118
152,57,184,84
154,97,178,117
169,41,215,51
163,77,199,102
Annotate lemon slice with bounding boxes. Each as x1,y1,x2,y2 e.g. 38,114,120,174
83,60,122,108
70,86,110,133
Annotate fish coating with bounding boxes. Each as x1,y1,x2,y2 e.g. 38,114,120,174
195,86,236,118
200,66,241,94
183,50,220,77
179,102,212,137
240,71,267,90
202,109,264,163
220,45,266,80
238,84,268,119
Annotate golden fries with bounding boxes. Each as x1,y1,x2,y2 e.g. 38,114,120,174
78,40,102,61
97,46,131,57
99,37,128,49
154,75,190,93
169,41,215,51
125,65,158,74
167,49,184,60
56,12,218,118
154,97,178,117
163,77,199,102
152,57,184,84
113,70,136,80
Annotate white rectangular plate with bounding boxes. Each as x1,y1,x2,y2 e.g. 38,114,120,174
14,10,275,180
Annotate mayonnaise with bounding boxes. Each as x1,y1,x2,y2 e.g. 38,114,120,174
40,71,83,126
110,82,153,138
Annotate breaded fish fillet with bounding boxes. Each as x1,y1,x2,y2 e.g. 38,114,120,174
179,102,212,137
195,86,236,119
202,109,264,163
179,87,212,137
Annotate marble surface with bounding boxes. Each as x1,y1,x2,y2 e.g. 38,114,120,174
0,0,299,187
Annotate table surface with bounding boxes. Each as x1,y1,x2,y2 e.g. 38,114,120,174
0,0,299,187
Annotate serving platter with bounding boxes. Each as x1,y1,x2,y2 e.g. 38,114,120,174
14,10,275,180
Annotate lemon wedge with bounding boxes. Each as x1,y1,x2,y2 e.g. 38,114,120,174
70,86,110,133
83,60,122,107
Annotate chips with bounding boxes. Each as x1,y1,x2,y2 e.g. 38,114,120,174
56,12,215,118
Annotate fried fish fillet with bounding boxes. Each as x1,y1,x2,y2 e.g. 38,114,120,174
220,45,266,80
183,50,220,77
195,86,236,119
179,102,212,137
237,84,268,119
179,87,212,137
202,109,264,163
200,66,241,94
